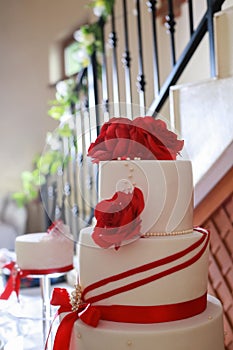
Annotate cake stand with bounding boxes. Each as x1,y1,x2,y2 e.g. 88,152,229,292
28,266,73,350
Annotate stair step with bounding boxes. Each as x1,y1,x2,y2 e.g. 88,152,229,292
169,76,233,204
214,6,233,78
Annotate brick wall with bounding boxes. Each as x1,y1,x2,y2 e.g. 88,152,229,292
194,167,233,349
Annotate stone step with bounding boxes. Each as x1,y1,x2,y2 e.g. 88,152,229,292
214,6,233,78
169,76,233,205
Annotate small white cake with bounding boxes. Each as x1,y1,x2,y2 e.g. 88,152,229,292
15,221,74,272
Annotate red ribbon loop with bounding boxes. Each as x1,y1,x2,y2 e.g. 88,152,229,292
79,304,101,327
50,287,72,313
0,262,23,299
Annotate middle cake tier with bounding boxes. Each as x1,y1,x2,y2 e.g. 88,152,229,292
77,227,209,307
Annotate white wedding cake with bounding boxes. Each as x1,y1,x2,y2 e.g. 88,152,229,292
51,117,225,350
15,220,74,272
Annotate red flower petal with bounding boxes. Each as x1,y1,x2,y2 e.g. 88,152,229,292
92,187,144,249
88,117,184,162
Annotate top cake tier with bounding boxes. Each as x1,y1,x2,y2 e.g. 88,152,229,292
98,160,193,234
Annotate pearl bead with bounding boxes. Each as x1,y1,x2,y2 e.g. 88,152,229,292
142,229,193,237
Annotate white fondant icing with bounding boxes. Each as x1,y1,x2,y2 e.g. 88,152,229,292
99,160,193,233
70,296,225,350
15,232,74,270
77,227,209,306
65,159,225,350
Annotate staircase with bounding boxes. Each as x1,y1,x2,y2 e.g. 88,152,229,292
170,6,233,205
169,6,233,349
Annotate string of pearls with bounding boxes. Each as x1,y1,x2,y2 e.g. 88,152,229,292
142,229,193,237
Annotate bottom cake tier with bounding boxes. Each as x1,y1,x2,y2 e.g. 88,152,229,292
69,295,225,350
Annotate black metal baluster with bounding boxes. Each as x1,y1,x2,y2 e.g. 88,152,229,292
70,107,79,240
206,0,217,77
136,0,146,111
48,182,57,224
165,0,176,66
75,97,88,233
83,97,96,224
63,140,72,226
188,0,194,36
80,107,88,221
99,16,109,113
87,58,99,219
109,5,120,116
81,100,92,223
122,0,132,118
54,137,65,223
40,181,53,229
86,158,95,225
147,0,160,98
88,51,100,135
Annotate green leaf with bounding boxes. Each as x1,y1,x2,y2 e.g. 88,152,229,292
48,105,66,120
58,124,73,137
50,160,62,175
21,171,34,183
12,192,27,207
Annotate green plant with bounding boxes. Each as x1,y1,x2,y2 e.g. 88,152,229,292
13,0,115,207
89,0,115,19
12,150,66,207
13,78,77,207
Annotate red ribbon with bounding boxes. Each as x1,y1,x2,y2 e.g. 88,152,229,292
49,288,207,350
0,263,73,300
82,227,209,304
48,227,209,350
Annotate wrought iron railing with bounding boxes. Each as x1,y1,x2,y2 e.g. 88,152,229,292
42,0,226,236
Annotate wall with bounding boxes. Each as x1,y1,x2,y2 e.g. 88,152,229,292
0,0,89,197
194,167,233,350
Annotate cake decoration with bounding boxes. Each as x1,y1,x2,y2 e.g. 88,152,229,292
88,117,184,162
47,220,62,235
70,284,83,311
89,117,185,249
46,219,70,239
47,115,225,350
92,186,144,250
47,227,211,350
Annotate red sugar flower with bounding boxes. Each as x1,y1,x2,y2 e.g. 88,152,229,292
88,117,184,162
92,187,145,250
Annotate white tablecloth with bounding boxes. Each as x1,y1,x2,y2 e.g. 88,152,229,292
0,280,72,350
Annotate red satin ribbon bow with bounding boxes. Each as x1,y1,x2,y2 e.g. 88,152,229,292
45,288,100,350
0,263,73,300
0,261,25,299
49,288,207,350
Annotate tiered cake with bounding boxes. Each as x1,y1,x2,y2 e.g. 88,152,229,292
15,220,74,272
52,117,225,350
